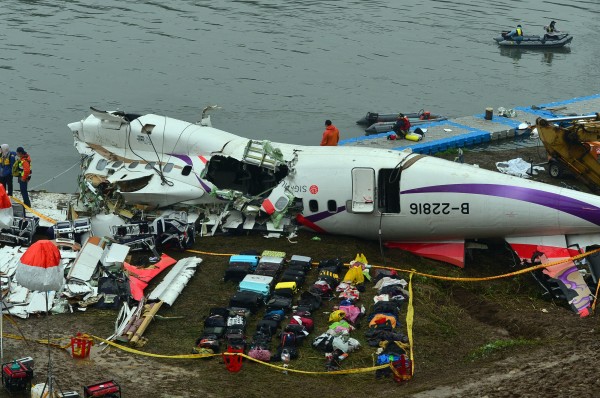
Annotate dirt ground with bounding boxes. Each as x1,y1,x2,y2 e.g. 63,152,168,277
3,144,600,398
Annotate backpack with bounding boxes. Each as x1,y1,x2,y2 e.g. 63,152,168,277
280,331,297,348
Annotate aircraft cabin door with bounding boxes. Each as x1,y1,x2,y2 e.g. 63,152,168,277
351,168,375,213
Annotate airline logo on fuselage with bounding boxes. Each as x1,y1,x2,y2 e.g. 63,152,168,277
281,181,317,194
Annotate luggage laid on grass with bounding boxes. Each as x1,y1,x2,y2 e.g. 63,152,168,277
255,256,285,278
289,255,312,272
274,281,298,298
224,254,259,282
229,290,264,313
238,274,274,299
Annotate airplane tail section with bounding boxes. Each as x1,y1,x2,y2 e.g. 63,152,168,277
385,241,465,268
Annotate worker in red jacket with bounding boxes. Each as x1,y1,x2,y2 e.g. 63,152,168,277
320,120,340,146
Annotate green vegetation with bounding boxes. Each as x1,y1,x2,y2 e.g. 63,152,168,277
469,338,540,360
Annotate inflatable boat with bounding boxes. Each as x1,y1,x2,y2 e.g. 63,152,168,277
494,32,573,48
357,110,446,126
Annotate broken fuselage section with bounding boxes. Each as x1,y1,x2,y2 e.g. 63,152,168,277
69,108,301,235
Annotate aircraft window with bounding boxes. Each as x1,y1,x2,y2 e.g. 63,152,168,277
96,159,107,171
182,165,192,176
145,162,156,170
128,162,139,169
309,200,318,212
163,163,174,173
327,200,337,213
112,161,123,168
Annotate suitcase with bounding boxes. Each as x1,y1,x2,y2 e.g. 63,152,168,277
230,255,260,269
289,255,312,272
255,256,285,277
256,319,279,336
223,263,253,282
274,281,298,298
261,250,286,258
266,295,293,313
229,290,264,313
238,274,274,298
280,269,306,286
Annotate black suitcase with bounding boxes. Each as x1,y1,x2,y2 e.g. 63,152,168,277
203,325,226,338
289,255,312,272
280,269,306,286
266,295,293,313
224,263,253,282
256,319,279,336
204,314,227,328
255,262,283,278
229,290,263,313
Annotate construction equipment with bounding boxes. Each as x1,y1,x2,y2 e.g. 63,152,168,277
536,114,600,192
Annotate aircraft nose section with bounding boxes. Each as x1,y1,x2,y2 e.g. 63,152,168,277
68,121,84,140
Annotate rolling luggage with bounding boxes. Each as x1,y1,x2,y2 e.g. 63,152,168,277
255,256,285,278
224,255,260,282
280,269,306,286
238,274,274,298
229,290,264,313
289,255,312,272
266,295,293,313
274,281,298,298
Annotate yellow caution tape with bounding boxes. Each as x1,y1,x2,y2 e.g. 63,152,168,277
10,196,57,224
369,247,600,282
407,272,415,375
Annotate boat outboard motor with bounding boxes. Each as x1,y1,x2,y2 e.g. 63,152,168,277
366,112,379,125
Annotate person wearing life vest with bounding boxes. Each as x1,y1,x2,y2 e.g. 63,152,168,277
320,120,340,146
506,24,523,42
0,144,16,196
543,21,560,41
13,147,31,208
393,113,411,138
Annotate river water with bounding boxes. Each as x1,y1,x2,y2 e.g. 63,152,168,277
1,0,599,193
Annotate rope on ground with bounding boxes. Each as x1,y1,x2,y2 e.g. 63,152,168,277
10,195,57,224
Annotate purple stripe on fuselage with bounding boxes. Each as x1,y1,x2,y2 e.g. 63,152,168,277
169,153,211,193
402,184,600,226
304,206,347,223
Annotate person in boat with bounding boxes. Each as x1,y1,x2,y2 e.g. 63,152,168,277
320,119,340,146
505,24,523,42
0,144,16,197
393,113,411,138
13,146,31,208
543,21,560,41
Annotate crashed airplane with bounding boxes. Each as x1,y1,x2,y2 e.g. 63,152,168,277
69,108,600,270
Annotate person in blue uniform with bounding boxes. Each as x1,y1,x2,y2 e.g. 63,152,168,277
0,144,16,196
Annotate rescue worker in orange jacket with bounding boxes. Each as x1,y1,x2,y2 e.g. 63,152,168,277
13,147,31,208
320,120,340,146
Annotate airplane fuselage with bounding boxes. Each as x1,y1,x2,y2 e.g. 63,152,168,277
69,110,600,249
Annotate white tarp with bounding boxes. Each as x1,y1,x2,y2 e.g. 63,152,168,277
495,158,545,179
